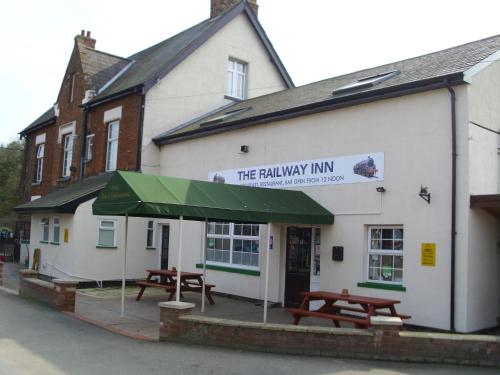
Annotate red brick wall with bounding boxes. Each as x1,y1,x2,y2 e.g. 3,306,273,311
84,94,143,177
159,311,500,367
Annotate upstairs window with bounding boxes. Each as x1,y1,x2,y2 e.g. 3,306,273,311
69,73,75,103
62,133,73,177
106,121,119,172
86,134,94,162
226,59,246,100
34,144,44,183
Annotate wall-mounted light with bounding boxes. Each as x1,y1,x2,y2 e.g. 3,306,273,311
376,186,386,193
240,145,249,153
419,186,431,204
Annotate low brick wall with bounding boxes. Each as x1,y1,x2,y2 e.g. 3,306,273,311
159,302,500,367
19,269,78,312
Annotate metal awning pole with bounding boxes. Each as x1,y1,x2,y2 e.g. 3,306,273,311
201,219,208,313
263,222,271,324
176,216,184,302
121,214,128,317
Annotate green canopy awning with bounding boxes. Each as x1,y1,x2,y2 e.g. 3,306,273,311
92,171,334,224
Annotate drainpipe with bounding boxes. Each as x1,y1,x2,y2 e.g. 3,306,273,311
447,85,457,332
79,105,89,180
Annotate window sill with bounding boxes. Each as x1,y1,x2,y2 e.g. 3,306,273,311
40,240,49,244
357,282,406,292
50,242,60,246
224,95,244,102
57,177,70,182
196,263,260,276
96,245,117,249
31,182,41,186
146,247,156,250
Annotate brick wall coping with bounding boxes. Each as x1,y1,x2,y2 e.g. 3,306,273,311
180,315,372,336
370,316,402,326
400,331,500,342
19,269,39,276
24,278,54,288
53,279,79,285
159,301,195,310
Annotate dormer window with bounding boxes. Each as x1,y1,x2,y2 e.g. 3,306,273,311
333,70,400,95
227,59,247,100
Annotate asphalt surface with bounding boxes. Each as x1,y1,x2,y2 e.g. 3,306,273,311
0,291,497,375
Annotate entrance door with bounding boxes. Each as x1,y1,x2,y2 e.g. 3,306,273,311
160,226,170,270
285,227,312,307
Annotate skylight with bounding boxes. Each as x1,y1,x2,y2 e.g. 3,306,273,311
333,70,400,94
201,107,252,126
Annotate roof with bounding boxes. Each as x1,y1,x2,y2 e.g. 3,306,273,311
14,173,113,214
154,34,500,145
79,47,131,91
93,171,334,224
20,107,56,136
89,1,293,105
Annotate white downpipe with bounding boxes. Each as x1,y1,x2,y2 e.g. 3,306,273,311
176,216,184,302
263,222,271,324
201,219,208,313
121,214,129,317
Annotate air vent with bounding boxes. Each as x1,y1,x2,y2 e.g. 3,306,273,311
333,70,400,95
201,107,251,126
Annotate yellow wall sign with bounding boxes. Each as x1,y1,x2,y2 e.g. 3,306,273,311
421,243,436,266
64,229,69,243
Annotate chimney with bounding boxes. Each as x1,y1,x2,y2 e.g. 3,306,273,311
75,29,96,49
210,0,258,19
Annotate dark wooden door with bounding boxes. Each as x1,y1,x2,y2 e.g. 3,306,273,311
285,227,312,307
161,226,170,270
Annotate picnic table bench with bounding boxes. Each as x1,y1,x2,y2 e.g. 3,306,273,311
136,269,215,304
288,290,410,328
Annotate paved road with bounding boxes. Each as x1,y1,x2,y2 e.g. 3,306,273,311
0,291,497,375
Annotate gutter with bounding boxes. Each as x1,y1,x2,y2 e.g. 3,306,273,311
19,117,57,138
447,86,457,332
85,86,142,109
155,73,465,146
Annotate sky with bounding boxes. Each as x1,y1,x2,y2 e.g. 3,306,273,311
1,0,500,144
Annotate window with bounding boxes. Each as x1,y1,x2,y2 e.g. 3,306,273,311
69,73,75,103
106,121,119,171
207,222,259,268
333,70,400,94
367,227,403,284
53,218,60,244
62,133,73,177
98,219,117,247
34,144,44,183
86,134,94,161
146,220,155,248
41,218,49,242
226,59,246,99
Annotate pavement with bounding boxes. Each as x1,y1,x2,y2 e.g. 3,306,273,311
1,289,498,375
0,262,21,293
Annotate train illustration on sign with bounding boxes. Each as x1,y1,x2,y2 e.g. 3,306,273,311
353,156,378,178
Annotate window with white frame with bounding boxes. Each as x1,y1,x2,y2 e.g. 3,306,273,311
61,133,73,177
97,219,117,247
146,220,155,248
53,218,60,244
106,121,119,171
41,218,49,242
226,59,246,99
367,226,404,284
207,222,259,268
86,134,94,161
34,144,44,183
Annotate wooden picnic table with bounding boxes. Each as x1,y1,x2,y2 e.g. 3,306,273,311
288,290,410,328
135,269,215,304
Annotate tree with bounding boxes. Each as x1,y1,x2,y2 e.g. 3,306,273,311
0,140,24,217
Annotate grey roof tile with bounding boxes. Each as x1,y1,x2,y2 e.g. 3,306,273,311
155,34,500,143
20,107,56,136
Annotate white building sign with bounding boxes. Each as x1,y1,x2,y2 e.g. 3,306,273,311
209,152,384,188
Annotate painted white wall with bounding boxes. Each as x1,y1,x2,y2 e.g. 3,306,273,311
158,89,458,330
141,13,288,175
